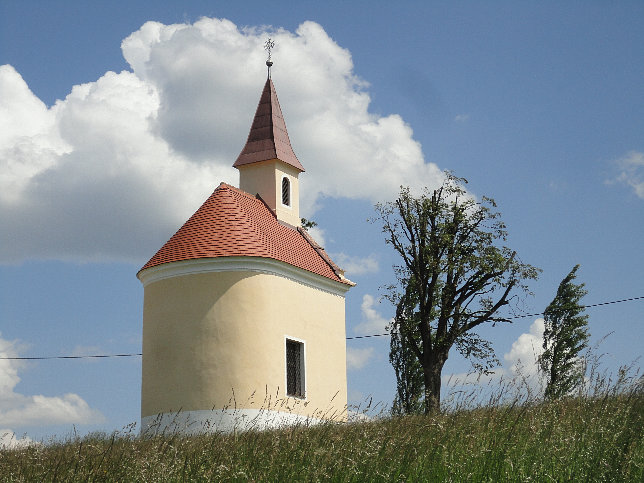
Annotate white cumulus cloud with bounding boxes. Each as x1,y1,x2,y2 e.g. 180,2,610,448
0,429,37,450
503,318,545,382
354,294,392,335
610,151,644,199
0,334,104,431
346,346,375,370
0,17,444,264
329,252,379,276
444,318,545,394
305,226,326,248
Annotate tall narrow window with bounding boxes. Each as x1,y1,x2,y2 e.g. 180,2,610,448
281,177,290,206
286,339,304,397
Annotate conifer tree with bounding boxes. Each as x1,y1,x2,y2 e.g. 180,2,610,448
390,283,424,414
539,265,590,399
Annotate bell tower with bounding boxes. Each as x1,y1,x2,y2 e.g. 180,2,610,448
233,55,304,227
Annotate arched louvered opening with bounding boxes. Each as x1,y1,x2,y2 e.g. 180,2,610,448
282,177,290,206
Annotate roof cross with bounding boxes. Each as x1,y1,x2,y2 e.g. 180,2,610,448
264,38,275,78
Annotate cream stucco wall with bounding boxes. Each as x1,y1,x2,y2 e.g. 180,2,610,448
140,259,348,430
237,159,301,226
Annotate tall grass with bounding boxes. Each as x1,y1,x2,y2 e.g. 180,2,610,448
2,370,642,481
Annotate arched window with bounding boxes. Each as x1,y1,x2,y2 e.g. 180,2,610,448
281,177,290,206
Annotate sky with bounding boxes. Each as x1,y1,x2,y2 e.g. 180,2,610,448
1,0,643,446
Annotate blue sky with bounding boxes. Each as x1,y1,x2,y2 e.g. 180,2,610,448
1,1,643,445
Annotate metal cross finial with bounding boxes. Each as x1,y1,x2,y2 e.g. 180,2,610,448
264,38,275,78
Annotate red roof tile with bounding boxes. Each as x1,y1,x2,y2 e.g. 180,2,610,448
139,184,349,285
233,78,304,172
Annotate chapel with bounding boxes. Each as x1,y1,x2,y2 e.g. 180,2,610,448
137,57,354,434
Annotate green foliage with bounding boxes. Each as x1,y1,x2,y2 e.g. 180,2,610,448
300,218,317,230
539,264,590,399
2,380,641,482
389,287,424,414
375,173,540,413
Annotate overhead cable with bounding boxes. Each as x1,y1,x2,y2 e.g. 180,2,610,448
345,295,644,340
1,295,642,358
1,353,142,360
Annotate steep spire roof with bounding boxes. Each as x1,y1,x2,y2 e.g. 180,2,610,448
233,78,304,171
139,184,350,285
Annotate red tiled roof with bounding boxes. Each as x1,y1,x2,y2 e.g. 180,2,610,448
139,183,349,284
233,78,304,172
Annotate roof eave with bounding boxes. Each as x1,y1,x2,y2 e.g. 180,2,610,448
137,256,353,294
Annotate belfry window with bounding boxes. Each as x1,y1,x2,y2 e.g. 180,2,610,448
281,177,290,206
286,339,304,397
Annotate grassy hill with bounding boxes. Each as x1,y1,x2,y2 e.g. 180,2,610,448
1,383,642,482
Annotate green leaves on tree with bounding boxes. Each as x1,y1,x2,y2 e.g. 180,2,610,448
538,264,590,399
375,172,540,413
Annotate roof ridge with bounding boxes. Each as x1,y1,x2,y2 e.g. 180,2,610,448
217,182,257,199
298,227,356,286
224,188,352,285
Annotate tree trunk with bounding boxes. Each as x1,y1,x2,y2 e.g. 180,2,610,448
423,355,446,414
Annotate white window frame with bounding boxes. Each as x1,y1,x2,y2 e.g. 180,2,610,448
284,335,306,399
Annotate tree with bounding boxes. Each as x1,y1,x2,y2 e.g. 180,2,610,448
389,280,424,414
538,265,589,399
300,218,317,230
375,173,539,413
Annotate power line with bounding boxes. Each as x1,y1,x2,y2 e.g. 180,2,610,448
1,295,642,358
1,353,142,360
346,333,390,341
345,295,644,340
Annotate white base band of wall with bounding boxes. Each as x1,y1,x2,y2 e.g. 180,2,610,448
141,409,326,435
